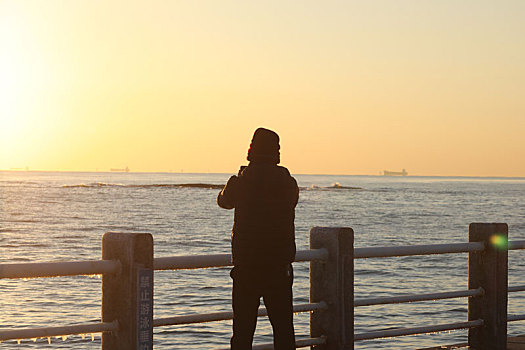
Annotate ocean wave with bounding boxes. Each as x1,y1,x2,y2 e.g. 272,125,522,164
0,228,20,233
62,182,125,188
6,257,32,262
300,182,362,191
0,181,40,185
1,243,50,248
5,219,40,223
62,183,225,189
61,182,361,191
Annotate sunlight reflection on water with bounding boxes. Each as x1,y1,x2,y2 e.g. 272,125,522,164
1,172,524,349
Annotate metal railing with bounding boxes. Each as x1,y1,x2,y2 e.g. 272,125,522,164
0,321,119,344
0,258,120,343
153,248,328,270
351,223,525,349
354,287,484,307
149,248,330,349
0,247,329,348
0,224,524,350
153,301,328,327
354,241,485,258
0,259,120,279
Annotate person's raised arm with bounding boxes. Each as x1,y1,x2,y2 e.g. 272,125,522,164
292,177,299,208
217,175,238,209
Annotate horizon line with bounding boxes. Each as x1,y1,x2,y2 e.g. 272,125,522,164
1,169,524,180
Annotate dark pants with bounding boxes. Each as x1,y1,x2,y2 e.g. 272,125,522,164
230,264,295,350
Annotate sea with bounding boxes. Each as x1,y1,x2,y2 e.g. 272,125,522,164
1,171,524,349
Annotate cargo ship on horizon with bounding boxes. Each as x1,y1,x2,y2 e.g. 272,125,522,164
383,169,408,176
110,166,130,172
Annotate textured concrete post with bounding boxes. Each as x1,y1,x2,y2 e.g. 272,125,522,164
468,223,508,350
102,232,154,350
310,227,354,350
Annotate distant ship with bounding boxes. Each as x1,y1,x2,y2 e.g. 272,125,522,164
110,166,130,172
383,169,408,176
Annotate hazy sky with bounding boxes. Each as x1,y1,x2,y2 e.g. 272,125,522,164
1,1,524,176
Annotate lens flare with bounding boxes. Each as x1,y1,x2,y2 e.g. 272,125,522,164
490,234,508,250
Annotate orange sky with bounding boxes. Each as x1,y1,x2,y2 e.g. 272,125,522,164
1,1,524,176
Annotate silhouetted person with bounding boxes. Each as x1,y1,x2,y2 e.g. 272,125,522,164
218,128,299,350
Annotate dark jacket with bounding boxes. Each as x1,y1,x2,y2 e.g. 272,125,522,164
217,162,299,267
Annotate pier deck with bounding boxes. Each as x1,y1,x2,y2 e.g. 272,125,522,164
417,334,525,349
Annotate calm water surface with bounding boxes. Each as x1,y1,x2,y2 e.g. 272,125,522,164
1,171,524,349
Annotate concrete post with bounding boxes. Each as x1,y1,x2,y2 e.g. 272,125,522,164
468,223,508,350
102,232,154,350
310,227,354,350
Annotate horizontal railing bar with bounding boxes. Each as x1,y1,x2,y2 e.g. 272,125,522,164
154,238,520,270
354,319,483,341
295,248,329,262
355,288,483,307
509,285,525,293
154,301,328,327
216,336,327,350
291,301,328,313
154,310,230,327
154,248,328,271
509,240,525,250
0,240,518,277
1,240,520,278
252,336,327,349
354,242,485,259
508,314,525,322
0,321,118,342
0,260,120,279
154,253,230,270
